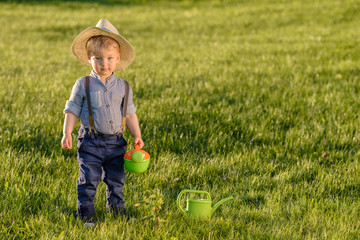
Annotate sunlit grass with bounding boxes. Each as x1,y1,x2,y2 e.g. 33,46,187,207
1,0,360,239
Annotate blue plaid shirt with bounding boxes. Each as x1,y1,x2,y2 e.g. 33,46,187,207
64,71,136,134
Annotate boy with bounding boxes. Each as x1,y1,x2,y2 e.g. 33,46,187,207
61,19,144,224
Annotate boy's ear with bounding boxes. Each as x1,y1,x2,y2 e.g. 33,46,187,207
114,55,120,64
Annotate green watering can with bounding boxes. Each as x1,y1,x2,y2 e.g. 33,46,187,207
124,144,150,173
177,190,234,219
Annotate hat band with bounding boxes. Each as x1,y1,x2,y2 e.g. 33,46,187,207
102,27,112,32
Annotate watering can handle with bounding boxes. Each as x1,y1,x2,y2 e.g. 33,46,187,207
177,190,212,214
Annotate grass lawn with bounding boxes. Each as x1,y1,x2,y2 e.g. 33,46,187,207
1,0,360,239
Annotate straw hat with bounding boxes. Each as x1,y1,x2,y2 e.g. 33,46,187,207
72,19,135,71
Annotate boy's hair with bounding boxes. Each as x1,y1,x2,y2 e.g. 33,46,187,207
86,35,120,57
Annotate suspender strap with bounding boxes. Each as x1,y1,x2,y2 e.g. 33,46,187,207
117,81,129,135
85,76,98,135
85,76,129,136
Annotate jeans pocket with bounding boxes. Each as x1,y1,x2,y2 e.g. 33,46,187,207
77,137,84,151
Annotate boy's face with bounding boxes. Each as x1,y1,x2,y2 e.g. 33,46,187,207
88,46,120,80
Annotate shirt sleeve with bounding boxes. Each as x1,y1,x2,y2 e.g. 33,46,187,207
63,79,84,118
126,85,136,115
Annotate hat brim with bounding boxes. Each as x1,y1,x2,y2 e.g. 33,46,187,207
72,27,135,71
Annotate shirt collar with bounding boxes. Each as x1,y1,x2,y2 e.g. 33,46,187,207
90,71,117,83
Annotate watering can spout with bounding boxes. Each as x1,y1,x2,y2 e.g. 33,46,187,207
211,196,234,214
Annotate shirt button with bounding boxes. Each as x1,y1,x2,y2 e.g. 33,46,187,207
104,89,108,92
106,104,110,108
110,120,113,124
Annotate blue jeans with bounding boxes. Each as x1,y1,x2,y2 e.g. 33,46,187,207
76,126,127,219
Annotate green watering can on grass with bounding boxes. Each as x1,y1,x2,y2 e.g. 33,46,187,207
177,190,234,219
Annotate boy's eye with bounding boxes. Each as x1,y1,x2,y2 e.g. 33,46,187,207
108,57,113,60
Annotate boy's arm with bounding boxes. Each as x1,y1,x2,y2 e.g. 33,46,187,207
61,112,78,149
126,113,144,148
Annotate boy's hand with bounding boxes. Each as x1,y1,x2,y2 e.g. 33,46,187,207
61,112,77,149
126,113,144,149
61,134,72,149
134,137,144,149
